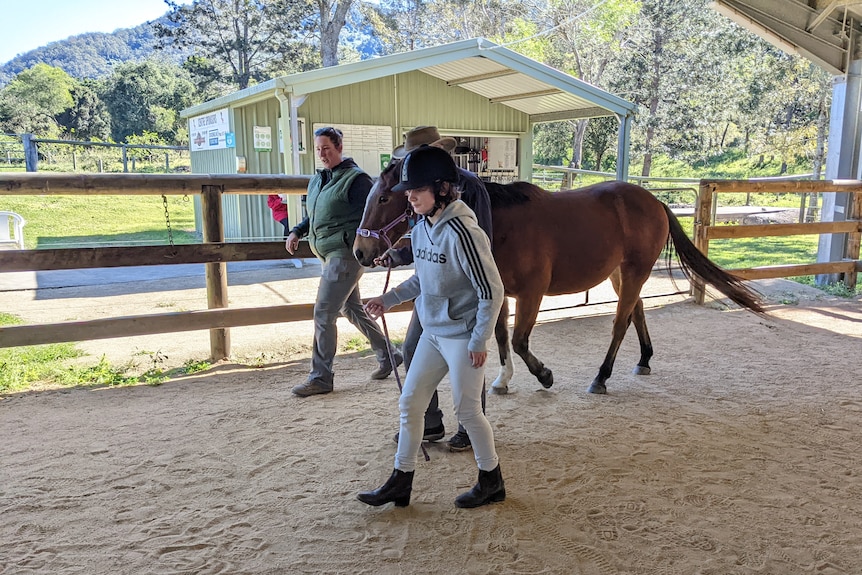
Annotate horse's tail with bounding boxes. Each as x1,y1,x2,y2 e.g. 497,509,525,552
663,204,766,315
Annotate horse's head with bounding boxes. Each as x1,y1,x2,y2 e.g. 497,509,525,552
353,159,412,267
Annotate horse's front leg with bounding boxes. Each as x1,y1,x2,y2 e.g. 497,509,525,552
490,298,513,395
511,294,553,389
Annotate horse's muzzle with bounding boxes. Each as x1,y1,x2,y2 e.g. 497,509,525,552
353,248,375,267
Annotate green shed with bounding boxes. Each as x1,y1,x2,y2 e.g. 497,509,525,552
180,37,636,241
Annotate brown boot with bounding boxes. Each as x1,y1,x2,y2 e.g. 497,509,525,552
357,469,414,507
454,464,505,508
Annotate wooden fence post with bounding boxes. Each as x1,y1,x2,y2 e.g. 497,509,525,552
692,181,714,304
201,184,230,360
845,190,862,290
22,134,38,172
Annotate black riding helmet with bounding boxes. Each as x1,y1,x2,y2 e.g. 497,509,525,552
392,145,458,193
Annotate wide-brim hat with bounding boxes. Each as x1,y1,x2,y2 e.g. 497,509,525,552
392,125,456,159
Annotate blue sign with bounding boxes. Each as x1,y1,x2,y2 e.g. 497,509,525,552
225,132,236,148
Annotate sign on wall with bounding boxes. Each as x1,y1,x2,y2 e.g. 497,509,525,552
253,126,272,152
189,108,232,152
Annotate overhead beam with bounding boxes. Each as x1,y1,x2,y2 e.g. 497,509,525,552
711,0,851,74
446,69,518,86
489,88,563,104
814,0,862,7
808,0,841,32
530,107,614,123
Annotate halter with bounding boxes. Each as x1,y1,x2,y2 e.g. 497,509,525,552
356,208,413,249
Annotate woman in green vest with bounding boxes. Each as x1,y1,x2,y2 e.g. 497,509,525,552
286,126,401,396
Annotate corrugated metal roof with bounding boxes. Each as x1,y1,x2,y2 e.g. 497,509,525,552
182,38,635,122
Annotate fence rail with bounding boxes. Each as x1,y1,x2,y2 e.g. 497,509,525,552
691,179,862,302
4,134,189,173
3,173,860,360
1,172,417,357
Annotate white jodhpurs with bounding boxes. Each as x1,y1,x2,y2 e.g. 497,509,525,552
394,333,498,473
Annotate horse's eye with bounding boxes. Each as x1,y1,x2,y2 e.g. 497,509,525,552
377,195,388,204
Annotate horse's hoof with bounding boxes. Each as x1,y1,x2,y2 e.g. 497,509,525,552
587,381,607,394
632,366,651,375
538,369,553,389
489,384,509,395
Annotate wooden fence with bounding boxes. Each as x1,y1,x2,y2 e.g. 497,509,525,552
3,174,860,361
691,179,862,303
0,172,411,360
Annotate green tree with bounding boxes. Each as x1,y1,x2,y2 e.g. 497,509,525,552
101,60,196,143
0,64,76,137
362,0,526,55
316,0,356,67
57,80,112,141
735,48,831,173
535,0,639,169
156,0,317,90
583,116,617,171
361,0,433,54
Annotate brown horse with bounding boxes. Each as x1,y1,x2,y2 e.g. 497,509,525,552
354,161,765,394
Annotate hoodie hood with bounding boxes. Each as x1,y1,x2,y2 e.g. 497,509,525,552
421,200,477,242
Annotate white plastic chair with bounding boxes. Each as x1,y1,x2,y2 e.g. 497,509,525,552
0,211,26,250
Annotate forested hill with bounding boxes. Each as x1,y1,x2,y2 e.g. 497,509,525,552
0,18,187,87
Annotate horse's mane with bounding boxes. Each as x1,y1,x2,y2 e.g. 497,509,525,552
484,181,541,209
380,159,541,209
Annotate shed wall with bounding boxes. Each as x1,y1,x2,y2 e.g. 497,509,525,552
190,70,533,240
393,70,530,134
233,100,285,241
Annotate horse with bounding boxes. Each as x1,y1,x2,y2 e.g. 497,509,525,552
353,161,765,395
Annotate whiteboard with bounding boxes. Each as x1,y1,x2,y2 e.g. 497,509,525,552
312,123,392,175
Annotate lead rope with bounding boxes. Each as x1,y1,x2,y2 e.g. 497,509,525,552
379,261,430,462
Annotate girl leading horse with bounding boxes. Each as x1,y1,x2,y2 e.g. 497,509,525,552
354,162,765,395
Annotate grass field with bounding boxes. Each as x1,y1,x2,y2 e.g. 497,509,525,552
3,194,199,249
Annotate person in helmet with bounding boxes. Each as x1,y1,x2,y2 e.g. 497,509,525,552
358,146,506,509
380,126,493,453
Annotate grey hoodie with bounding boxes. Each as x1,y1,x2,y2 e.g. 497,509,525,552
381,200,504,352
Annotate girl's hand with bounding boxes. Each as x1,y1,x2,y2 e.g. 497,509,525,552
469,350,487,368
364,297,386,319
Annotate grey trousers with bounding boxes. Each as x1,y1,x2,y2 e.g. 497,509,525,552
402,309,486,433
308,256,391,386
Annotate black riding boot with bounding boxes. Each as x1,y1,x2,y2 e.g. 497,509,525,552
455,464,505,508
357,469,414,507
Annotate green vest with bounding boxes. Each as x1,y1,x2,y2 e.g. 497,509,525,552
306,165,364,260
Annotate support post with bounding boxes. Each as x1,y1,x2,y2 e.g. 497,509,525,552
691,181,714,304
819,62,862,284
201,184,230,360
22,134,38,172
844,190,862,290
122,146,128,172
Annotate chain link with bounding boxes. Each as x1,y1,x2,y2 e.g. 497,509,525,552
162,194,178,257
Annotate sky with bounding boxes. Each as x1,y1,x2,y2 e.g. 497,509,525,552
0,0,191,64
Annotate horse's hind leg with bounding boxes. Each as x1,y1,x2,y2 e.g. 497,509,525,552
588,268,648,394
511,293,554,389
630,298,653,375
490,298,514,394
